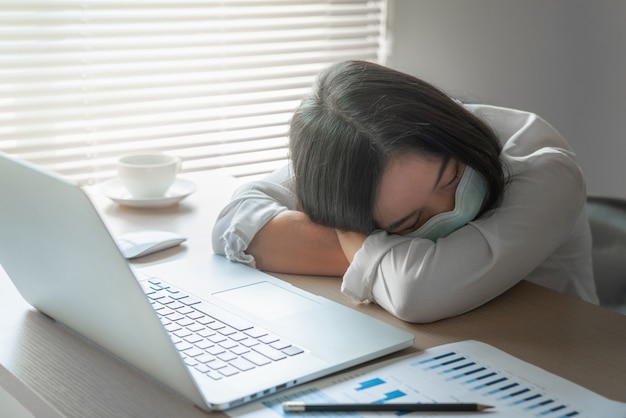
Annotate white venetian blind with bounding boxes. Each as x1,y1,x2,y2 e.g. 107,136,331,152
0,0,387,184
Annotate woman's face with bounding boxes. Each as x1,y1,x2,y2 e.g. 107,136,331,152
374,153,465,235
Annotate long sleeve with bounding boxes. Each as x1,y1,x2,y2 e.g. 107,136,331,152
211,165,297,267
341,106,597,322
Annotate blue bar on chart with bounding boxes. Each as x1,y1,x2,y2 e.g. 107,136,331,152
463,371,497,384
423,356,467,370
355,378,385,391
372,390,406,404
485,382,519,396
498,387,530,401
510,393,542,406
438,361,476,374
446,366,486,381
412,351,456,366
526,399,555,411
471,376,508,391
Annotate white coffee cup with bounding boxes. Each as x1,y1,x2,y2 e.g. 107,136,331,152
117,154,181,198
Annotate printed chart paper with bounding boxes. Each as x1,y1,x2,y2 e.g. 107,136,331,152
227,340,626,418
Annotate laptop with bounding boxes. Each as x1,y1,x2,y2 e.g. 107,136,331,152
0,152,413,412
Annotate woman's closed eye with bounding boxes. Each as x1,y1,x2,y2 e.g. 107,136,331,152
399,213,421,234
442,161,461,189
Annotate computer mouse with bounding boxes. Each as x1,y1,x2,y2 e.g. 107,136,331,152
115,229,187,259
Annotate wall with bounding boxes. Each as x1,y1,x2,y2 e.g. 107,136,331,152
388,0,626,198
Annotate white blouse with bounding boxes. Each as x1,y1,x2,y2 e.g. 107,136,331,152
212,104,599,323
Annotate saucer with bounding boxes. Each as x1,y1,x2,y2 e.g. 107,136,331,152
101,178,196,208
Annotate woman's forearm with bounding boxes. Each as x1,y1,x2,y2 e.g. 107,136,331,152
246,210,350,276
335,230,368,262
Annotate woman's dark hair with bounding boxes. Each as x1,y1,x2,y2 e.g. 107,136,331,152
289,60,505,234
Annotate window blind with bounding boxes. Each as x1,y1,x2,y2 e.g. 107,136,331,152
0,0,387,184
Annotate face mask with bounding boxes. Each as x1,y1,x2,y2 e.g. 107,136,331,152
406,166,487,241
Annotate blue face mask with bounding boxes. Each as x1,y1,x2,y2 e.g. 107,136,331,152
406,166,487,241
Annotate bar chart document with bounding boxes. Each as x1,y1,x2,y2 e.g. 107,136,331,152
227,340,626,417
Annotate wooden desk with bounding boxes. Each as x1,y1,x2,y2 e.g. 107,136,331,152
1,171,625,417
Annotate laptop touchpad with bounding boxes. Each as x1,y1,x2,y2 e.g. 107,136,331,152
214,282,321,320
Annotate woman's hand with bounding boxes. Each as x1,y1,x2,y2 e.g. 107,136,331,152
335,230,368,262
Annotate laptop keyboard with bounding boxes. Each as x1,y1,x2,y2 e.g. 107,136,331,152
140,278,305,380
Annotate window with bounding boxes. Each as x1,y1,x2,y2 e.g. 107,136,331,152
0,0,388,184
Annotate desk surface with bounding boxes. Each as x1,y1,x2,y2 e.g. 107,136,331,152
1,171,625,418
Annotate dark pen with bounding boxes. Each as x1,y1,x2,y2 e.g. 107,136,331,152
282,402,494,413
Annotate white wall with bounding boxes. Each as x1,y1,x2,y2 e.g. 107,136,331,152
388,0,626,198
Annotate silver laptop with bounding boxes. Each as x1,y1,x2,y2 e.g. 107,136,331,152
0,152,413,412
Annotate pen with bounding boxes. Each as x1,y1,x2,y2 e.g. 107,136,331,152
282,402,494,413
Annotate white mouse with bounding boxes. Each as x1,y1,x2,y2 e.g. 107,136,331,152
115,229,187,259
